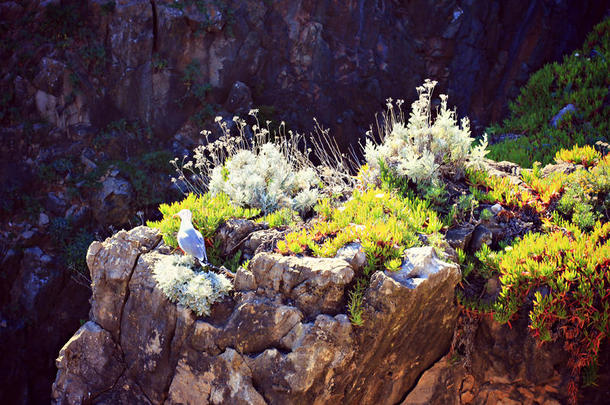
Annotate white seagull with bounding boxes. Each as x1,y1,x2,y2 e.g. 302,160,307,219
173,209,208,263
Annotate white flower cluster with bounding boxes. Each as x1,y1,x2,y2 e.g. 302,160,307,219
152,255,233,317
209,142,320,214
364,79,488,185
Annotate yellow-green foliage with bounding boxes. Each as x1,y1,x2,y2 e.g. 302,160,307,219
462,153,609,400
555,144,602,167
557,154,610,229
468,150,609,224
277,188,442,274
488,221,610,402
277,188,443,327
347,278,366,326
521,164,565,205
147,192,259,248
488,18,609,167
467,169,537,209
256,207,300,228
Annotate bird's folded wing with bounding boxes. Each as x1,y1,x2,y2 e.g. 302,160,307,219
179,227,207,259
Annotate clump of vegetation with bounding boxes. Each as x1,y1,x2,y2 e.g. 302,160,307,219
487,17,609,167
555,144,602,167
458,148,610,401
173,112,326,215
209,142,320,215
159,110,351,272
176,60,217,125
256,207,300,228
484,221,609,403
278,188,442,260
363,79,488,189
147,192,294,269
277,188,443,324
63,230,96,280
48,216,96,286
556,155,610,230
147,192,258,250
116,150,174,208
467,168,539,210
149,71,608,400
153,254,233,316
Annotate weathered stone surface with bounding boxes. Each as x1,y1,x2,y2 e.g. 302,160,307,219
19,0,602,142
391,246,459,282
335,242,367,271
246,313,354,404
243,228,284,258
540,161,579,178
120,251,196,404
53,227,462,404
234,266,257,292
52,321,124,405
92,374,153,405
402,314,570,405
6,2,606,402
215,219,267,258
87,226,161,339
167,348,266,405
0,240,90,405
402,358,464,405
490,203,503,215
244,252,355,317
484,159,522,181
469,224,493,252
38,212,50,227
9,247,58,317
223,81,253,115
445,225,475,251
550,103,576,128
217,294,303,353
350,257,460,404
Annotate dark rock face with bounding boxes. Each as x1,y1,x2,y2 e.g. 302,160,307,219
0,245,90,405
91,171,134,226
402,314,571,404
9,0,606,148
111,1,605,139
52,226,461,404
445,226,474,251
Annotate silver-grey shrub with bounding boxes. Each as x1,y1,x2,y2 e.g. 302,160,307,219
363,79,488,186
153,255,233,316
208,142,320,215
171,113,322,215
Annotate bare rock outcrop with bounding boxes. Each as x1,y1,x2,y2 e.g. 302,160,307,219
52,226,461,404
402,314,571,405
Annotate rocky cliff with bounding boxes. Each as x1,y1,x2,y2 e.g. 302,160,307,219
2,0,606,149
1,1,608,403
52,226,461,404
52,219,602,404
